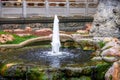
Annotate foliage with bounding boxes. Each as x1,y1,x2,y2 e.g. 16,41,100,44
0,31,8,34
8,34,37,44
77,76,91,80
98,41,106,48
94,63,111,80
27,67,47,80
0,64,47,80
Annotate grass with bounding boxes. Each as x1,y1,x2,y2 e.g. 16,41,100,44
0,31,8,34
7,34,37,44
0,31,37,44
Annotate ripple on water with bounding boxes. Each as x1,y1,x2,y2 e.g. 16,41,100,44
18,48,93,68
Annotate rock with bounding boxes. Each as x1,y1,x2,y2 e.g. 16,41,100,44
101,47,120,57
76,30,88,34
105,61,120,80
91,57,103,61
34,28,52,36
103,37,113,42
1,63,17,76
49,33,73,42
101,40,118,50
25,27,32,32
71,34,82,41
102,57,119,63
60,34,73,42
91,38,120,63
6,34,14,41
90,0,120,38
0,34,14,44
3,29,13,33
85,23,92,32
91,56,119,62
0,37,7,44
0,63,46,80
101,40,120,57
16,33,31,37
14,29,25,34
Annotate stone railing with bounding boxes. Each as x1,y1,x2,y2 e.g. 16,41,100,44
1,1,98,8
0,0,98,17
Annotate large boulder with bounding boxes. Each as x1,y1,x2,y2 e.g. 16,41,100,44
101,40,120,57
0,34,14,44
90,0,120,38
25,27,32,32
105,61,120,80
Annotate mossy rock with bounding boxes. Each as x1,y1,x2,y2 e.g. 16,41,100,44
63,41,78,48
78,76,91,80
60,76,91,80
0,63,47,80
0,61,111,80
0,63,17,76
78,40,99,51
27,67,47,80
93,63,112,80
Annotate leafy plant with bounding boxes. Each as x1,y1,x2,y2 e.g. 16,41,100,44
98,41,106,48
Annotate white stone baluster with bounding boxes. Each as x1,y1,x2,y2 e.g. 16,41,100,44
22,0,27,18
45,0,49,17
85,0,88,16
66,0,69,16
0,0,2,18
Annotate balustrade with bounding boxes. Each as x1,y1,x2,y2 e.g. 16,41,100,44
0,0,98,17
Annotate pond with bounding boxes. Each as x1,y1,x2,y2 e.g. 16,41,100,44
0,47,93,68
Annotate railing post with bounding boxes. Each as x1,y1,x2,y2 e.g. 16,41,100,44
85,0,88,16
45,0,49,17
66,0,69,16
0,0,2,18
22,0,27,18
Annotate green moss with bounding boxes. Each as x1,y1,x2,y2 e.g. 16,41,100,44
68,76,91,80
82,67,92,75
0,63,6,75
7,34,37,44
52,71,66,80
0,63,17,76
0,30,37,44
0,63,47,80
98,41,106,48
79,76,91,80
27,67,47,80
95,63,111,80
0,31,8,34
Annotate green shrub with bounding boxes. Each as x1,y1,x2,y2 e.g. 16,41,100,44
98,41,106,48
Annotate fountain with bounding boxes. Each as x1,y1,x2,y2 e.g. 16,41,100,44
50,15,61,55
0,0,118,79
0,15,93,68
